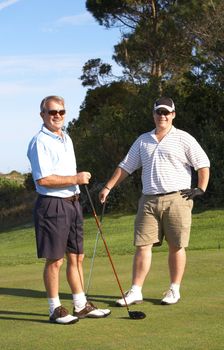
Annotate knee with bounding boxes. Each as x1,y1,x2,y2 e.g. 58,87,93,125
136,245,152,253
135,245,152,258
76,254,85,267
67,253,85,267
169,245,185,254
45,258,64,270
77,254,84,264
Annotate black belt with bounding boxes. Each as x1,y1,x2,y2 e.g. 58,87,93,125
39,194,80,202
63,194,80,202
149,191,179,197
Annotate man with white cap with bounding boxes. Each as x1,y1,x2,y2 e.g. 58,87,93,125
99,97,210,306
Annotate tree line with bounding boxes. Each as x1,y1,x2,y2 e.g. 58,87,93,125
1,1,223,227
66,0,224,211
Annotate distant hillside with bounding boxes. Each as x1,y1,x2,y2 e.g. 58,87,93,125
0,170,25,183
0,171,36,230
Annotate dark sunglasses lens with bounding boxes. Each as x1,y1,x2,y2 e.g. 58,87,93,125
58,110,66,116
156,109,169,116
48,109,66,116
48,110,57,116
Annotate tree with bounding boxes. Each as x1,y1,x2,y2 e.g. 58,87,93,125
187,0,224,87
67,0,224,210
80,58,113,87
68,80,160,211
68,82,148,179
86,0,220,87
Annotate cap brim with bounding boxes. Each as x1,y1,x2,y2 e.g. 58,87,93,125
154,105,174,112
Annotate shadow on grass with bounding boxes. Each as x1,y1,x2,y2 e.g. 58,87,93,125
0,220,34,234
0,288,47,298
0,288,115,301
144,297,161,305
0,288,118,307
87,294,161,306
0,310,49,323
0,289,158,323
0,288,161,307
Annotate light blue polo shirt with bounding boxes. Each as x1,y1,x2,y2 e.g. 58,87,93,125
27,125,80,197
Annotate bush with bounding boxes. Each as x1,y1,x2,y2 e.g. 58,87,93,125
0,175,36,229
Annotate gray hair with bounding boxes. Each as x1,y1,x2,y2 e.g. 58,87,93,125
40,95,65,112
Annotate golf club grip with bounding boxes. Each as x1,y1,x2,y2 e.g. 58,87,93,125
100,200,106,222
85,185,130,311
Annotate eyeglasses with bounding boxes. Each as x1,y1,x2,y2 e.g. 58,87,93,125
155,109,172,116
46,109,66,116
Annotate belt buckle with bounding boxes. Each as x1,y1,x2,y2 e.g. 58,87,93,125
72,194,79,201
64,194,79,202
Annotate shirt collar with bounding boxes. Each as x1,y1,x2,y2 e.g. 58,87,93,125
151,125,176,135
41,124,66,142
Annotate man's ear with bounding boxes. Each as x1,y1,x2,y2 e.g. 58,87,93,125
172,112,176,119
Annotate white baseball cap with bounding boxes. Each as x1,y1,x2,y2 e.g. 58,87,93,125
154,97,175,112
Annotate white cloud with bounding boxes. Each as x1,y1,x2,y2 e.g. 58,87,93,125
0,52,122,99
0,54,89,99
0,81,28,94
56,12,95,26
42,12,96,32
0,0,20,11
0,75,84,96
0,51,116,78
0,54,89,76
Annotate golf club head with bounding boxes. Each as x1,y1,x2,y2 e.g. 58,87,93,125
128,311,146,320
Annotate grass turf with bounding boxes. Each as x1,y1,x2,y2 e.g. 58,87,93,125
0,209,224,349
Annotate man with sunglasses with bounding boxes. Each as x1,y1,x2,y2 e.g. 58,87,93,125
27,95,110,324
99,97,210,306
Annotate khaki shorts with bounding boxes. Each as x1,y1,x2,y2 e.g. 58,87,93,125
134,192,193,248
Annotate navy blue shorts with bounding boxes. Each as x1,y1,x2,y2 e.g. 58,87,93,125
34,195,83,259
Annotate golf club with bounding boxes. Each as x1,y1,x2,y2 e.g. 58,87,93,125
86,200,106,296
85,185,146,320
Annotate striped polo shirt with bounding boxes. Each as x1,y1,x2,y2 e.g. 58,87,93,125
119,126,210,195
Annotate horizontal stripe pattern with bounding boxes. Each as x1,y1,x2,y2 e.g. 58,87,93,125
119,127,210,194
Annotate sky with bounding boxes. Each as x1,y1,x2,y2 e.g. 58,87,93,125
0,0,122,174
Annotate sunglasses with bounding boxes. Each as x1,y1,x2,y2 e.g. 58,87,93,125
155,109,172,116
46,109,66,116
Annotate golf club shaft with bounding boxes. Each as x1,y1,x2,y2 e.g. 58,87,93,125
85,185,130,312
86,201,106,295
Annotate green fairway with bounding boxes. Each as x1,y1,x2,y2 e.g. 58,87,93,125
0,209,224,350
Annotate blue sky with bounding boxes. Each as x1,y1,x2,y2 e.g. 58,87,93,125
0,0,121,174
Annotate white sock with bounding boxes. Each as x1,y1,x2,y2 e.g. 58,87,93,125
131,284,142,294
170,283,180,294
72,292,87,312
48,296,61,315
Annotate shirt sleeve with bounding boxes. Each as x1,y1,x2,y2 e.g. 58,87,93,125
28,139,54,180
119,137,142,174
183,133,210,170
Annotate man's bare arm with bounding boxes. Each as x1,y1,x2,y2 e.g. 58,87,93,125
37,172,91,188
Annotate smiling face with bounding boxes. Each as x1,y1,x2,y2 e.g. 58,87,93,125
40,99,66,135
153,109,175,133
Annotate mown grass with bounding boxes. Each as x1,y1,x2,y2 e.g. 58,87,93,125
1,208,223,266
0,209,224,350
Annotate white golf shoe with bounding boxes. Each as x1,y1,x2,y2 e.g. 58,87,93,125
116,289,143,307
73,301,111,319
161,288,180,305
49,306,79,325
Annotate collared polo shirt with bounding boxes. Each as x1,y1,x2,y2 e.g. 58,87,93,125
27,125,79,197
119,126,210,195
